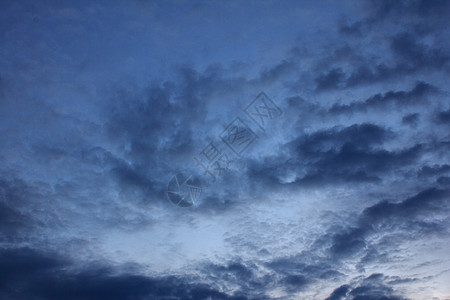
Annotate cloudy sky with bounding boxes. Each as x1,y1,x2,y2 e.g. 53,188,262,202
1,0,449,299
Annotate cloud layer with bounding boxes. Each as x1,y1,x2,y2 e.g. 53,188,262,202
0,0,449,299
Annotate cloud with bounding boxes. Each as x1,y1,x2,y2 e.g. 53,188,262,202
281,274,310,292
202,261,272,297
316,13,450,91
326,273,411,300
339,20,367,37
349,273,406,300
315,43,448,90
0,178,40,243
293,123,392,152
402,113,420,126
315,68,347,91
195,187,449,297
390,32,450,69
329,82,437,114
368,0,450,19
258,60,298,84
436,108,450,124
339,0,450,37
325,284,350,300
0,1,449,299
418,164,450,178
329,188,449,257
265,257,342,293
0,247,248,300
247,123,424,188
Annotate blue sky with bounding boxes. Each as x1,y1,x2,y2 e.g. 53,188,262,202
0,0,449,299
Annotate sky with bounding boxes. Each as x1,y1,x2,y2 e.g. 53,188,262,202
0,0,449,299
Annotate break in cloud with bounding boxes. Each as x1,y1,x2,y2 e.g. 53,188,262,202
0,0,449,299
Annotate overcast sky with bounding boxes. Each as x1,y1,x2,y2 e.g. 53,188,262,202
0,0,449,299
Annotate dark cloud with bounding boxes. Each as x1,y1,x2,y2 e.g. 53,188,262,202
0,248,247,300
436,108,450,124
294,123,392,152
110,163,155,191
294,144,419,185
437,176,450,186
357,248,392,271
247,123,423,188
0,200,25,236
329,188,449,257
347,273,406,300
339,0,450,37
265,257,342,292
363,188,448,220
106,63,253,161
339,20,367,37
0,178,38,242
258,60,297,84
281,274,310,291
0,247,65,298
326,273,408,300
329,82,437,114
203,261,271,297
390,32,450,69
206,261,255,285
402,113,420,126
107,81,193,160
418,164,450,178
103,60,297,202
315,68,347,91
104,66,243,201
369,0,450,19
316,27,449,91
325,284,350,300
